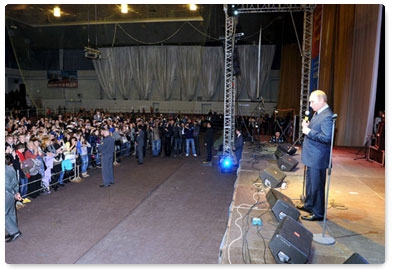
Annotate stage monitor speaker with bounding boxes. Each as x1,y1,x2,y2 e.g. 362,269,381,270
269,216,313,264
343,253,369,264
260,165,286,188
276,143,297,158
277,154,299,171
266,188,300,222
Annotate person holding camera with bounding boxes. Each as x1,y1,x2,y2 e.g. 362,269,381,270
184,121,197,157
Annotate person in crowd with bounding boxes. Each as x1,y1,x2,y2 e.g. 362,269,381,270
112,125,123,162
119,124,131,157
173,121,183,157
203,121,214,164
89,128,102,167
5,154,23,242
13,143,31,202
43,136,65,187
163,118,174,157
193,119,201,156
79,135,91,178
5,134,15,150
373,110,384,134
269,131,285,144
150,120,161,157
184,121,197,157
298,90,334,221
93,110,103,122
24,140,45,196
16,133,27,148
97,127,115,187
233,128,244,167
136,124,145,164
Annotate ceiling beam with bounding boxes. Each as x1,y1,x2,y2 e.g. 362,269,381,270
26,16,204,27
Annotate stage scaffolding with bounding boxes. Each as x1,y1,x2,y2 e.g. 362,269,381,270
222,4,315,159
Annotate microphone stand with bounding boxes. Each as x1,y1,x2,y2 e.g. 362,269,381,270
313,113,337,245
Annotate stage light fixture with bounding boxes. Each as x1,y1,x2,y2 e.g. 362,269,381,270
219,155,236,172
121,4,128,14
227,4,239,17
54,7,61,17
189,4,197,11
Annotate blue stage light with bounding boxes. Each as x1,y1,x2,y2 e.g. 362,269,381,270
219,155,235,172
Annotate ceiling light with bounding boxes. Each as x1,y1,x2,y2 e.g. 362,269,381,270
121,4,128,14
189,4,197,11
54,6,61,17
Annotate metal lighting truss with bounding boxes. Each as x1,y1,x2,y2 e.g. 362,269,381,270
222,5,236,159
222,4,315,157
298,7,315,141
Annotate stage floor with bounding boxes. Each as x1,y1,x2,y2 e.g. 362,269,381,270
219,141,385,264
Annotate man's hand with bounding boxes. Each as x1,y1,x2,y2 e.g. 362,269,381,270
302,120,311,135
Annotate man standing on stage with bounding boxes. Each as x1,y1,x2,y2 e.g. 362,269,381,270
298,90,334,221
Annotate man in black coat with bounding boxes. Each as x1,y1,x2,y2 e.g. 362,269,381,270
233,128,244,166
203,121,214,163
97,128,115,187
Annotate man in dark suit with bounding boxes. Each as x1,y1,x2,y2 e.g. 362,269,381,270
298,90,334,221
98,128,115,188
233,128,244,167
203,121,214,163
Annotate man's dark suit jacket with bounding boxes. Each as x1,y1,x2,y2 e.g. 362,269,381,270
301,107,334,169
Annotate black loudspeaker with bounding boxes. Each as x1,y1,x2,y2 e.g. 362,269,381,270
269,216,313,264
260,165,286,188
266,189,300,222
276,143,297,158
343,253,369,264
277,154,299,171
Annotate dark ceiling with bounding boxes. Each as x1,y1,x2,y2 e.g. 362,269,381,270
5,4,304,50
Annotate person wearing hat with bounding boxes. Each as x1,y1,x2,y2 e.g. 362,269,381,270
97,128,115,187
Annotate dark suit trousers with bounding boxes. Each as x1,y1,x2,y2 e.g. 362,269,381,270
305,166,326,218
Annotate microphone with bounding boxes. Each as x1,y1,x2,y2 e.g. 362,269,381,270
332,113,338,120
304,110,310,121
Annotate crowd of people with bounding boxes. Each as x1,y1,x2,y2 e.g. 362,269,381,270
5,106,292,242
4,109,227,208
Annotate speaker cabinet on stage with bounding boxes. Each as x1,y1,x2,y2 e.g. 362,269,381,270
260,166,286,188
277,154,299,171
368,146,385,165
275,143,297,158
269,216,313,264
266,189,300,222
343,253,369,264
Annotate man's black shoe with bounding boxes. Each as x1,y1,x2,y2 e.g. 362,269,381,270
6,231,21,242
301,214,324,221
99,184,111,188
296,204,312,213
5,234,11,240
